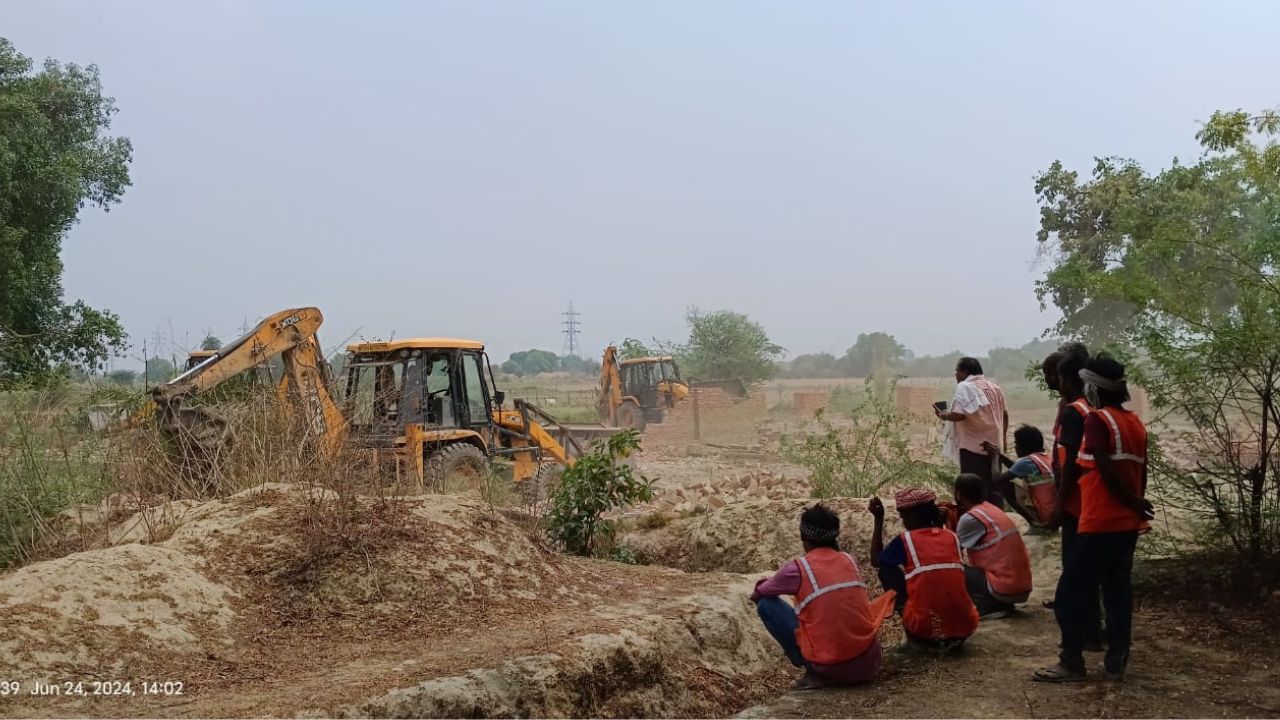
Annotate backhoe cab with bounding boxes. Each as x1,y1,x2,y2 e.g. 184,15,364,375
185,350,216,371
342,338,581,493
597,346,689,431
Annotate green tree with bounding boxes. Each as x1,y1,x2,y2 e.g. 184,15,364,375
839,332,908,377
903,350,965,377
1036,108,1280,561
501,349,559,376
680,308,782,386
982,338,1061,381
617,338,653,361
558,354,599,375
200,335,222,351
0,39,132,386
787,352,841,378
144,357,175,383
106,368,136,385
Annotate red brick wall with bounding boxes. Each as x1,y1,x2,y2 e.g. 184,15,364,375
792,392,829,418
642,388,767,449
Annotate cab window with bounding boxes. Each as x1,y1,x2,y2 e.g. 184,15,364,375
461,352,491,425
425,354,455,426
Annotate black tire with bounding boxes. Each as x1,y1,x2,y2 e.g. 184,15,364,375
521,462,564,506
423,443,489,493
616,399,647,432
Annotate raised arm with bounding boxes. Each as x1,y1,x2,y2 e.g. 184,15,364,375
868,497,886,567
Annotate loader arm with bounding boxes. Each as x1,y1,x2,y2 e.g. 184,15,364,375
152,307,346,457
597,345,623,425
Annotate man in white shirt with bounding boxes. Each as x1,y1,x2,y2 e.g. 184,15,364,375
935,357,1009,504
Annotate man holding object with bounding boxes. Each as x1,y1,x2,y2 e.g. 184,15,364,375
936,357,1008,504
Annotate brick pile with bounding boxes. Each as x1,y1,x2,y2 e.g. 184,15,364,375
896,385,939,418
642,387,767,449
791,391,829,418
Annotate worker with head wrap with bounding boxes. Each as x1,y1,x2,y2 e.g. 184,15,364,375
869,488,979,654
750,504,896,690
1035,355,1153,684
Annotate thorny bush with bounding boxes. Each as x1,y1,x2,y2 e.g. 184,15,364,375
782,377,951,498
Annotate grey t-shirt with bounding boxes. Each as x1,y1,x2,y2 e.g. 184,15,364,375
958,510,1030,604
956,513,986,550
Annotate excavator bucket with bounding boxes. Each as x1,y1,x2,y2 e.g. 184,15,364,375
689,378,749,399
151,390,235,461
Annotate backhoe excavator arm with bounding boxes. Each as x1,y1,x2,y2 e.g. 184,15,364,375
597,345,623,425
152,307,346,458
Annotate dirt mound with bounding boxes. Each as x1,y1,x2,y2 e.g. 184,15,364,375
2,485,793,718
622,497,904,574
0,542,236,678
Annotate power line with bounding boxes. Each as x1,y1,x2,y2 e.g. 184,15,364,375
561,301,581,357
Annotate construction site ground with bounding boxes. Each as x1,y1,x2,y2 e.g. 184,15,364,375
3,404,1278,718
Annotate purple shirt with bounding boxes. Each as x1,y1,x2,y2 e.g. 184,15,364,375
752,559,802,599
751,556,883,685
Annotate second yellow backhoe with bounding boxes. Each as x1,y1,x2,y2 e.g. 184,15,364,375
152,307,591,495
595,345,749,432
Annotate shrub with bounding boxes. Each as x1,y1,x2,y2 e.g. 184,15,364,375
782,378,951,498
545,429,652,555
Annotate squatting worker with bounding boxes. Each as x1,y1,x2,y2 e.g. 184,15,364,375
869,488,978,653
1035,356,1153,683
985,425,1056,529
954,473,1033,619
936,357,1009,505
751,504,896,690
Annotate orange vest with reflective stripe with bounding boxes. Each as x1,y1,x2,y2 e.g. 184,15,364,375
1078,406,1148,534
794,548,891,664
964,502,1033,597
1025,451,1057,524
1053,398,1092,517
901,529,979,640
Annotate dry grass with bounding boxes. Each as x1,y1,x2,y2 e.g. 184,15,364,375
1,388,425,570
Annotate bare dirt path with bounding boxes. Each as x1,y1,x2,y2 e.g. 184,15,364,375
740,539,1280,719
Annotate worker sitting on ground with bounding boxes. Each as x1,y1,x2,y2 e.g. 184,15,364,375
954,473,1034,619
869,488,979,654
984,425,1057,530
751,504,896,690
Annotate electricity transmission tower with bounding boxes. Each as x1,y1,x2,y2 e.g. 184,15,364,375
561,302,581,357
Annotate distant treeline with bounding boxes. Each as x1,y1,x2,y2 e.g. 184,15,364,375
778,334,1058,381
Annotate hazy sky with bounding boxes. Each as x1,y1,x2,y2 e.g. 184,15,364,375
7,1,1280,366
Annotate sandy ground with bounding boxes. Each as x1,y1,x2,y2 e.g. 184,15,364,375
4,399,1278,719
0,484,794,719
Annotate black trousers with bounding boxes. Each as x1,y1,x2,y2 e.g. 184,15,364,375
964,565,1014,616
959,448,1004,506
1058,514,1103,645
1055,530,1138,673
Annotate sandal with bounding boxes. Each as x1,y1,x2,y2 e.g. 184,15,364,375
1032,663,1087,683
792,671,826,691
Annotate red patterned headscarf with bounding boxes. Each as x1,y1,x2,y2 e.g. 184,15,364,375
894,487,937,510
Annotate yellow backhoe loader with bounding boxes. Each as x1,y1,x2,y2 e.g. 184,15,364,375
595,345,751,432
341,337,587,492
152,307,588,494
596,346,689,431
